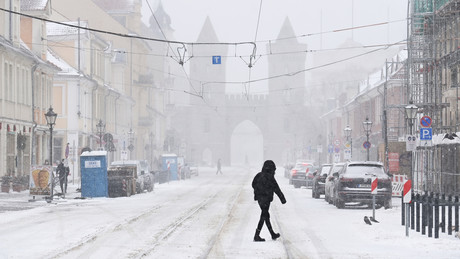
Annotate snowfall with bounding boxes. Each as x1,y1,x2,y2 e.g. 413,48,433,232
0,166,460,259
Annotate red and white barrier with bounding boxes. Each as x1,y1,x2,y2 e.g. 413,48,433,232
392,174,407,197
403,180,412,203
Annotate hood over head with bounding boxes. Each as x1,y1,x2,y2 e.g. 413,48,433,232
262,160,276,173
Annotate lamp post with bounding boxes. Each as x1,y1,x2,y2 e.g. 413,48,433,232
344,125,352,160
404,101,418,234
363,117,373,161
96,119,105,149
405,101,418,188
405,102,418,135
45,106,57,200
128,128,134,159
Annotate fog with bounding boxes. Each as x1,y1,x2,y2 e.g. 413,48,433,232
140,0,407,166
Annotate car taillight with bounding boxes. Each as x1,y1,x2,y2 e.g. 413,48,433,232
291,169,297,176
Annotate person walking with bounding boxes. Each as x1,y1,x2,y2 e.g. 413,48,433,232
252,160,286,242
216,158,223,175
57,159,68,194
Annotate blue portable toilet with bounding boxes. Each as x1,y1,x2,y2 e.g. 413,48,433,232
161,154,178,180
80,151,108,197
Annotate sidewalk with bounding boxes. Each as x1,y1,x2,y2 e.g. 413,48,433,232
0,181,82,213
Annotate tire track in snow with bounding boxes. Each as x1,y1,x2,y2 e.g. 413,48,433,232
132,192,220,258
46,204,163,259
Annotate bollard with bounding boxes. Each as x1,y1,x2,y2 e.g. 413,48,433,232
422,193,427,235
435,194,439,239
456,196,459,232
416,193,421,232
402,194,405,226
428,192,433,238
441,194,446,233
448,195,453,235
411,193,415,230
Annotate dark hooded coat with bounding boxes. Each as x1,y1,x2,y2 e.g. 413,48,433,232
252,160,286,204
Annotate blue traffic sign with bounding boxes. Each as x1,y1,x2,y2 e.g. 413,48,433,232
420,116,432,127
363,141,371,149
328,144,333,154
212,56,221,64
420,128,432,140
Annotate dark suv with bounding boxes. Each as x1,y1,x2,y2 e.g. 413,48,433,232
333,161,392,209
311,164,332,198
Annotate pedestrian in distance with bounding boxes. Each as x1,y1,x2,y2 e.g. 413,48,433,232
216,158,223,175
57,159,69,194
252,160,286,242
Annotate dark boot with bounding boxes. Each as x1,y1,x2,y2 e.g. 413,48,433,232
253,229,265,242
265,219,281,240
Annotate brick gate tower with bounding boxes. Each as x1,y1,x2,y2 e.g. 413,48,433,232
172,17,313,167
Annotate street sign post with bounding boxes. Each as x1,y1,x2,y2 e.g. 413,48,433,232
344,148,351,160
363,141,371,149
420,128,432,140
403,180,412,237
328,144,333,154
406,135,416,151
371,177,378,220
334,139,341,147
420,115,432,128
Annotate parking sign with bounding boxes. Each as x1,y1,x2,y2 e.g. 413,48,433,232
420,128,432,140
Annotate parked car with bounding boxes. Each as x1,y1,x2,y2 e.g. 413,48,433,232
305,167,317,188
333,161,392,209
189,162,199,176
284,163,294,178
312,164,332,198
324,162,345,204
290,162,314,188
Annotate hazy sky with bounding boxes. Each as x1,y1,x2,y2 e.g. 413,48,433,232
142,0,407,49
141,0,408,94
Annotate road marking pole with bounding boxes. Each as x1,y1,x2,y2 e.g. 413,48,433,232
371,177,378,220
403,180,412,237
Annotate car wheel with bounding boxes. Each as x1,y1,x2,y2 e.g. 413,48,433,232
294,183,300,188
314,190,320,199
336,199,345,209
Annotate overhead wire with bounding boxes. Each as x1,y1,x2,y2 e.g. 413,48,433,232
200,39,406,87
256,19,407,43
3,6,407,97
145,0,202,99
245,0,264,99
0,7,257,67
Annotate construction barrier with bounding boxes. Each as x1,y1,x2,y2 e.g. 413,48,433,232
392,174,407,197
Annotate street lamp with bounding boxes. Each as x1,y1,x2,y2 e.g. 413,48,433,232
45,106,57,200
96,119,105,149
405,101,418,189
344,125,352,160
363,117,373,161
128,128,134,159
405,101,418,135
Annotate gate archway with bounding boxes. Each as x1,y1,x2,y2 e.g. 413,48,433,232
230,120,263,166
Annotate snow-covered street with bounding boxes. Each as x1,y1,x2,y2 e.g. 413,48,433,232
1,166,460,259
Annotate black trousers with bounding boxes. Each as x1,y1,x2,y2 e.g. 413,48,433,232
59,174,68,193
257,199,275,233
